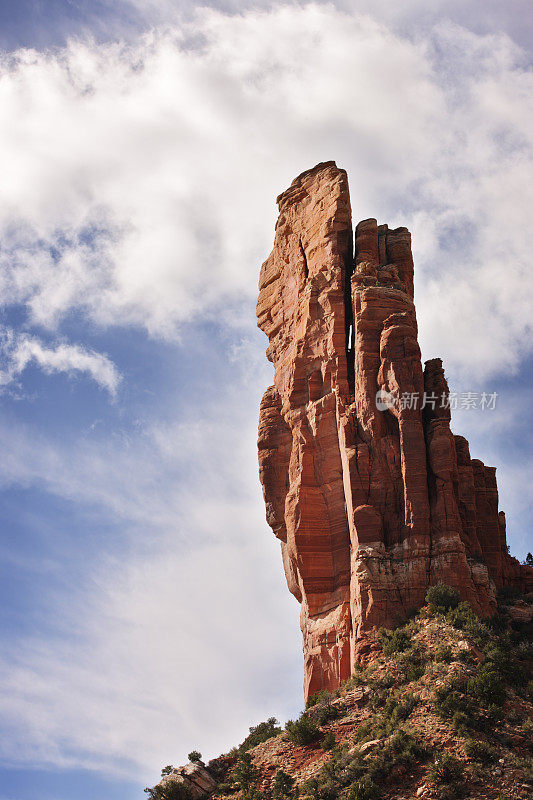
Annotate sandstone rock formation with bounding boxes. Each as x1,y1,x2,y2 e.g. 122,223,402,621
257,161,533,701
158,761,218,799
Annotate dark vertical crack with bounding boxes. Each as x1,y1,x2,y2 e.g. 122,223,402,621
344,231,355,395
299,238,309,280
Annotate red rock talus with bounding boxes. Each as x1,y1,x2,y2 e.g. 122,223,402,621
257,162,533,701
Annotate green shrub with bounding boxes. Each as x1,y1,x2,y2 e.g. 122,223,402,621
353,719,374,744
160,766,174,776
307,689,334,708
467,666,506,708
447,602,489,644
457,649,475,665
285,713,320,745
395,649,427,682
463,738,496,763
187,751,202,763
451,711,471,735
240,717,282,752
348,776,381,800
322,731,335,751
379,627,412,655
429,753,465,786
233,753,259,791
434,678,472,720
144,781,193,800
272,769,296,798
434,645,453,663
426,583,460,614
380,694,417,733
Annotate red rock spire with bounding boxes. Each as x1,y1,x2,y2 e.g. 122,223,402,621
257,162,532,702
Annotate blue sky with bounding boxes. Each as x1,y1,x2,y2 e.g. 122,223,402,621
0,2,531,799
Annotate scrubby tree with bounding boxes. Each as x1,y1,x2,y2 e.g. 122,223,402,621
233,752,258,791
425,583,460,614
272,769,296,798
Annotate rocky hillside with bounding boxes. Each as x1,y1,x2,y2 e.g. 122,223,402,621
146,585,532,800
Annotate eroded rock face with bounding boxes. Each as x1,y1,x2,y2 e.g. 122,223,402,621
257,162,533,701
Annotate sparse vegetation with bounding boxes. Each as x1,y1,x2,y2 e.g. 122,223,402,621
233,752,259,793
321,731,335,751
463,737,497,763
379,626,412,655
426,583,460,614
144,781,193,800
348,776,381,800
239,717,282,752
429,753,465,796
149,593,533,800
187,751,202,763
285,712,320,745
272,769,296,798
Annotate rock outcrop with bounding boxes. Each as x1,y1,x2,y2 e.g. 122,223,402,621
157,761,218,799
257,161,533,701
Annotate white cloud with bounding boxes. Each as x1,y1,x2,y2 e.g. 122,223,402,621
0,366,303,780
0,329,121,396
0,2,532,787
0,5,531,379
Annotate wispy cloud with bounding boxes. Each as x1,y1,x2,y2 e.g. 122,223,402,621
0,329,121,396
0,366,302,779
0,6,530,379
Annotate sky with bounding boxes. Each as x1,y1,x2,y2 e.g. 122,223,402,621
0,1,531,799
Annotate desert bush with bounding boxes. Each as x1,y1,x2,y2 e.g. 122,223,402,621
457,649,475,665
467,665,506,708
307,689,333,708
434,677,472,720
447,602,489,644
426,583,460,614
144,782,193,800
187,751,202,763
285,713,320,745
380,694,417,733
348,776,381,800
353,719,374,744
240,717,282,752
315,700,342,726
272,769,296,798
395,648,427,683
429,753,465,787
321,731,335,751
379,627,412,655
434,645,453,663
463,738,496,763
233,753,259,791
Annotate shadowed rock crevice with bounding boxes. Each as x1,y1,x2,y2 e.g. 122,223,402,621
256,162,533,701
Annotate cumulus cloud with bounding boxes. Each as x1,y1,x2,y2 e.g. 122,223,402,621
0,2,532,787
0,329,121,396
0,5,531,379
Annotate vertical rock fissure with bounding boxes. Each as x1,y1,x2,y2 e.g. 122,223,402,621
344,242,355,396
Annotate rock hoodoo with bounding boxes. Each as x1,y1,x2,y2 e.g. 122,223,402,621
256,162,532,702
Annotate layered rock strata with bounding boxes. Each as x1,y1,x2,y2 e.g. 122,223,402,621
257,162,533,701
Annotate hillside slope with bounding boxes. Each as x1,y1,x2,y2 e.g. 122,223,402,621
147,586,532,800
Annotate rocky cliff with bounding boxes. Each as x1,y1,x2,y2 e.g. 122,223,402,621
256,161,533,701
